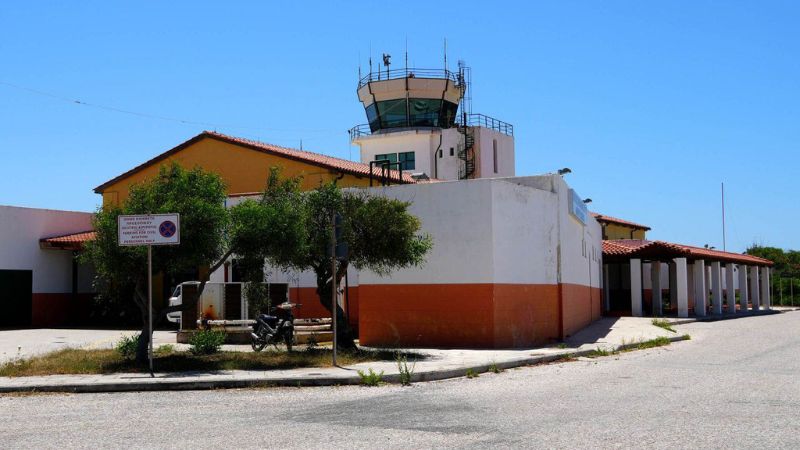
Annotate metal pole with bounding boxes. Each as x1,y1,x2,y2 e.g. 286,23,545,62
148,244,154,377
721,182,726,252
330,211,337,367
791,278,794,307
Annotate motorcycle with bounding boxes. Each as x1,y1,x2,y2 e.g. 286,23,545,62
251,302,298,352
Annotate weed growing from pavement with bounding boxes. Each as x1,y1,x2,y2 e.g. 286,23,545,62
465,368,479,378
557,343,568,349
396,352,415,386
681,334,691,340
357,368,384,386
488,362,502,373
635,336,672,350
585,346,614,358
651,318,677,333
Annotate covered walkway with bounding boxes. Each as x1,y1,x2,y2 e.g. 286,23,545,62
602,239,773,318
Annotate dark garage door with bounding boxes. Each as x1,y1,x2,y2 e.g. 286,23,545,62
0,270,32,328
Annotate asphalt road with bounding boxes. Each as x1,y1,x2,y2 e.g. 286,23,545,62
2,312,799,449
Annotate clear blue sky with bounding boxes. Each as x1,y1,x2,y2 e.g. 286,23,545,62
1,1,798,252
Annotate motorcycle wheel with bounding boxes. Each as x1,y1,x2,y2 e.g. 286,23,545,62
251,337,267,352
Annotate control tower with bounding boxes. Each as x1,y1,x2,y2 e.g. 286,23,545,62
349,57,514,182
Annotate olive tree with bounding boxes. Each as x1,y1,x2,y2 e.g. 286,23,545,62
242,171,432,349
84,163,231,363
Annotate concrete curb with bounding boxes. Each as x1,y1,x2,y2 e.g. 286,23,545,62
0,335,691,394
668,308,783,326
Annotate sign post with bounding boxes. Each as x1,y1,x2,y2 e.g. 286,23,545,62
330,211,337,367
118,213,180,376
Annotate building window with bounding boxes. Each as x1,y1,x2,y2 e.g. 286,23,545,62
375,153,397,164
374,152,414,170
493,139,498,173
399,151,415,170
450,147,454,156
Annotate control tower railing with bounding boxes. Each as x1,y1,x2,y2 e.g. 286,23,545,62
358,68,461,89
349,113,513,141
456,114,514,136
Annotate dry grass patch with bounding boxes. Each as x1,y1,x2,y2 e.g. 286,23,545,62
0,348,416,377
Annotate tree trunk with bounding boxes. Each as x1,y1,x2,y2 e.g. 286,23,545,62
315,266,357,350
133,282,150,365
133,249,234,365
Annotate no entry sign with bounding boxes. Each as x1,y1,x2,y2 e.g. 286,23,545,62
118,214,181,246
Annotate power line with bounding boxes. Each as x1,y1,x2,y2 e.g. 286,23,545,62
0,80,340,135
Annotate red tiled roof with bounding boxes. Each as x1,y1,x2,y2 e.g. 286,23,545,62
39,231,97,250
94,131,416,193
591,212,651,231
602,239,773,266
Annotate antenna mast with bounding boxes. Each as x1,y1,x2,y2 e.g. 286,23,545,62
721,182,727,251
444,38,447,71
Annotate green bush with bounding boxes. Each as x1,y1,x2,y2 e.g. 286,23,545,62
115,333,140,360
189,329,226,355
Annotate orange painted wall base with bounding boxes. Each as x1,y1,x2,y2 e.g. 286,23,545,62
359,283,601,348
288,287,359,330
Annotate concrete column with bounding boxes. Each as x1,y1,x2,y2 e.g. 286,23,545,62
761,267,771,310
630,259,643,317
693,260,707,317
651,261,663,316
725,263,737,314
750,266,760,311
669,262,678,313
711,261,723,315
739,265,749,312
675,258,689,318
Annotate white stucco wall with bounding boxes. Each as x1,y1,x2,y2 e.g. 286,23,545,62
358,174,601,290
217,174,602,294
0,205,93,293
474,127,515,179
354,126,514,182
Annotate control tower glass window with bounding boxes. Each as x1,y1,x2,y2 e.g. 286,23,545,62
365,99,460,132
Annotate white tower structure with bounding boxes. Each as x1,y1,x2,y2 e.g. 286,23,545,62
349,58,514,182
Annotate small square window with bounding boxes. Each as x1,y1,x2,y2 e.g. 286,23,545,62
449,147,454,156
398,151,415,170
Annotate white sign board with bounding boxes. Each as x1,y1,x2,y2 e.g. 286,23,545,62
118,214,181,246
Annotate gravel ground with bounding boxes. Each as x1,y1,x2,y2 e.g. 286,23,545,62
2,312,799,449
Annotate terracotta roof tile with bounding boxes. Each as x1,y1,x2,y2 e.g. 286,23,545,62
40,231,96,250
591,212,651,231
602,239,773,266
95,131,416,193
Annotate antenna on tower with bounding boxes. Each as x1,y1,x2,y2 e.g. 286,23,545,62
358,50,362,80
444,38,448,71
382,53,391,79
405,36,408,72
